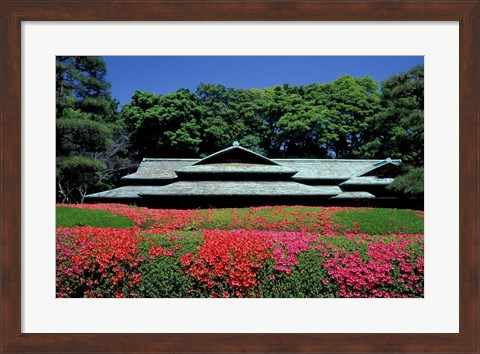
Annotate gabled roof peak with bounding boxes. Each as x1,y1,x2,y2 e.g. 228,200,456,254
355,158,402,178
192,145,279,166
373,157,398,167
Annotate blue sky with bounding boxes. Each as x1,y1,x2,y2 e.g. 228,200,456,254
103,56,424,106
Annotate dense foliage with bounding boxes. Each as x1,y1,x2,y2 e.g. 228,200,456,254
121,77,384,160
56,56,133,203
388,166,424,197
56,204,424,298
56,59,424,202
363,65,424,166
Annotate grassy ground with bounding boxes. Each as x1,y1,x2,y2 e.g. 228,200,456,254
331,208,424,235
56,206,135,228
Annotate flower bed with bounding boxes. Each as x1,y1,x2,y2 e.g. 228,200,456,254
56,204,424,298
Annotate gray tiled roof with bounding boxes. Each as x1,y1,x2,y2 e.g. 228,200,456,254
340,177,395,186
277,159,400,180
86,145,401,202
86,185,156,199
122,158,401,181
331,191,375,199
86,182,342,198
139,181,342,196
176,163,298,175
122,159,197,180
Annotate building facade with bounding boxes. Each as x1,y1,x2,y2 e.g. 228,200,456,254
85,144,416,208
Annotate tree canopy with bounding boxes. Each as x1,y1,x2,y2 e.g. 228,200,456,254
122,75,387,160
360,65,424,165
56,56,132,203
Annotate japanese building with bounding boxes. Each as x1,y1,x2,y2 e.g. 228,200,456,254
85,143,413,208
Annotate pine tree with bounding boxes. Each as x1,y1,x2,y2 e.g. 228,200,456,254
56,56,130,203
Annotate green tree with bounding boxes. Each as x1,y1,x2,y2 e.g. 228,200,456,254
197,84,267,155
318,76,381,158
56,56,128,203
362,65,424,166
196,84,242,154
361,65,424,197
56,56,118,121
388,166,424,197
122,89,202,158
264,85,328,158
263,78,380,159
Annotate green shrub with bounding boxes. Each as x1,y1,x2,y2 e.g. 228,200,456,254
137,232,200,298
389,166,424,197
137,255,195,297
257,250,336,298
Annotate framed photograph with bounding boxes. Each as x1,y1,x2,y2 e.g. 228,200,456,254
1,1,478,353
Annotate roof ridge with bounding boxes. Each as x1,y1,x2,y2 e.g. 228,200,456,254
192,145,279,166
347,158,401,179
144,158,199,161
274,159,401,162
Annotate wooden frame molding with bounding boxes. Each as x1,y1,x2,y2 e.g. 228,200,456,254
1,1,478,353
